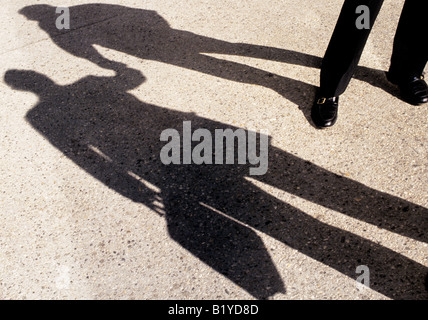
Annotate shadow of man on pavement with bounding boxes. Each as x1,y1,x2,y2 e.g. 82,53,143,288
4,63,427,299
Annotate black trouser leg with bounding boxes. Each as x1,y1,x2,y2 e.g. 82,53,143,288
320,0,384,97
388,0,428,81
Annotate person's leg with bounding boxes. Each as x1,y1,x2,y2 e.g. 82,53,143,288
387,0,428,105
312,0,384,128
320,0,384,97
388,1,428,80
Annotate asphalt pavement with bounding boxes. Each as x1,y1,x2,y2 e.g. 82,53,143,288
0,0,427,300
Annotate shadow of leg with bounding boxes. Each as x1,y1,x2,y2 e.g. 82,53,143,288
258,147,428,243
210,178,428,300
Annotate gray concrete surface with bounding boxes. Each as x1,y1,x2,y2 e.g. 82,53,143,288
0,0,427,300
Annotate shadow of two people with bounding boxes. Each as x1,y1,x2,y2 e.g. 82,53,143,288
4,3,427,299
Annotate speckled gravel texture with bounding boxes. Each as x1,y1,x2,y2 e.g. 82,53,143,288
0,0,427,300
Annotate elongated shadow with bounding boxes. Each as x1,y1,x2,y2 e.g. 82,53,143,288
17,2,425,245
18,4,401,123
5,67,427,299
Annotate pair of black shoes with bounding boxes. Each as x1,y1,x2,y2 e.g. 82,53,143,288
311,74,428,128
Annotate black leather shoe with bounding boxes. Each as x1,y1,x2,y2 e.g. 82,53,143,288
311,96,339,128
387,73,428,106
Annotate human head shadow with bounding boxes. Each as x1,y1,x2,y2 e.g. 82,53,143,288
5,67,427,299
18,3,402,127
4,67,285,299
